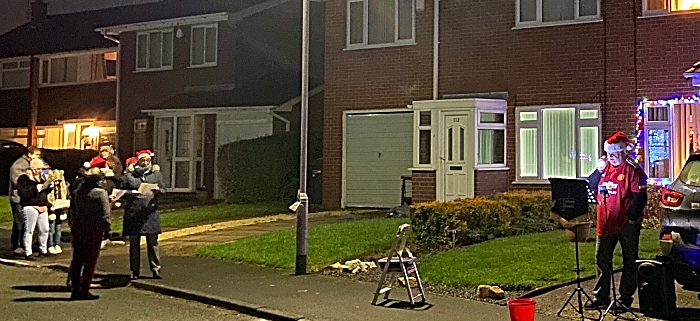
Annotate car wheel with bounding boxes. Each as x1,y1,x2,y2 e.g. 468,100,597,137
674,264,700,290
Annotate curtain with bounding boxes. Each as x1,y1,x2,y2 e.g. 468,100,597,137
520,128,538,177
542,108,576,178
542,0,574,22
349,1,364,44
478,129,494,164
579,127,599,176
368,0,395,44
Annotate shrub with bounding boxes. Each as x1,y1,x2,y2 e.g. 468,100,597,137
644,185,664,219
411,190,564,248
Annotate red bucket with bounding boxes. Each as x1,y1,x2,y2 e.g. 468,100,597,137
507,298,537,321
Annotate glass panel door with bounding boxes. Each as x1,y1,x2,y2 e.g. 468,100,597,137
174,116,192,190
155,117,174,188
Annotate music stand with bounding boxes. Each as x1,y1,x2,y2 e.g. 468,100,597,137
549,178,600,321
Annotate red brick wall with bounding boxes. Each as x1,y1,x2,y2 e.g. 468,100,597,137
324,0,700,207
411,170,436,203
474,169,509,196
38,81,116,125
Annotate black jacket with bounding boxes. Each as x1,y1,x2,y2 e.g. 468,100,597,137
71,178,111,232
121,166,166,236
17,174,52,207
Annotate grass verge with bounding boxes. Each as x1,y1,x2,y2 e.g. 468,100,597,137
0,196,11,223
196,217,410,270
419,229,660,291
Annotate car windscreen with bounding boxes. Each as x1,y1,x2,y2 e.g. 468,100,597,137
679,160,700,187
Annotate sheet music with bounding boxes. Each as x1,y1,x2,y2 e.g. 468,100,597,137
110,189,128,201
133,183,159,197
52,199,70,210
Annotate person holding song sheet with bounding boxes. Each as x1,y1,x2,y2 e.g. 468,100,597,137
120,149,166,280
585,132,648,311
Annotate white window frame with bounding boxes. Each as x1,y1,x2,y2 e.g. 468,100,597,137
515,0,601,28
515,103,601,183
346,0,416,50
413,110,434,168
642,0,700,16
135,29,174,72
475,110,507,169
190,24,218,68
0,58,30,90
39,49,117,87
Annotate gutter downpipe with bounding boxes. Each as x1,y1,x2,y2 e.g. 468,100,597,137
433,0,439,100
101,32,121,151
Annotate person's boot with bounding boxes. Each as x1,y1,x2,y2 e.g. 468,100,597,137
152,270,162,279
614,297,634,312
130,271,139,280
584,298,609,310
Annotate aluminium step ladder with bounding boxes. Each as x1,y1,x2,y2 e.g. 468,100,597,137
372,224,426,306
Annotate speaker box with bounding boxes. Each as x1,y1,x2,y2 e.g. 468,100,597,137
637,259,676,318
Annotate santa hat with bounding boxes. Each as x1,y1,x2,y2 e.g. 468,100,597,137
125,156,138,166
136,149,154,160
603,131,634,154
84,156,108,169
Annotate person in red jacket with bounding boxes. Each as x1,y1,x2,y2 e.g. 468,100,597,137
585,132,648,310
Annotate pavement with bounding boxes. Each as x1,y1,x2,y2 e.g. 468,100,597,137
0,209,593,321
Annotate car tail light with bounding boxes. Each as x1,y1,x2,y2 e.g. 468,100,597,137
661,189,684,207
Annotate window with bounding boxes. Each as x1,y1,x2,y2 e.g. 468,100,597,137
477,112,506,166
644,0,700,14
417,111,432,165
40,52,117,85
516,104,600,181
517,0,599,26
191,24,218,67
347,0,415,48
0,59,30,89
136,30,174,71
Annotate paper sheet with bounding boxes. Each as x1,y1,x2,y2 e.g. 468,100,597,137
52,199,70,210
134,183,159,196
110,189,127,201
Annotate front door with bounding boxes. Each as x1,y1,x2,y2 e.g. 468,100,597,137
443,114,470,200
155,116,198,192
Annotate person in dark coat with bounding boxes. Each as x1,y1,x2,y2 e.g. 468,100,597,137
9,146,42,253
68,159,111,300
121,149,166,280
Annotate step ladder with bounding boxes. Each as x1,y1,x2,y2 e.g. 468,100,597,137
372,224,426,306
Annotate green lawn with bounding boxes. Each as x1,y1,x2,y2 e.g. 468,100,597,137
419,229,660,291
106,203,288,234
196,217,411,270
0,196,12,223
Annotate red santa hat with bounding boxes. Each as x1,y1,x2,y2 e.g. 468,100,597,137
84,156,108,169
125,156,138,166
604,131,634,154
136,149,154,160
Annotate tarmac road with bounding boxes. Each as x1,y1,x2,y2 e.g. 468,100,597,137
0,264,266,321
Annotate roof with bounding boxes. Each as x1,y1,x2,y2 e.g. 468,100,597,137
151,67,324,110
0,0,283,59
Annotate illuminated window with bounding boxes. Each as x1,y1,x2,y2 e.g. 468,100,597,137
644,0,700,13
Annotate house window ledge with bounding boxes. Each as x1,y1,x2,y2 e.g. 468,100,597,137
512,18,602,30
476,167,509,171
639,10,700,19
39,78,116,88
188,63,217,69
512,180,551,185
408,167,435,172
133,66,173,73
344,41,417,51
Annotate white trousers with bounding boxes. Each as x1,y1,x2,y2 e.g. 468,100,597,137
23,206,49,256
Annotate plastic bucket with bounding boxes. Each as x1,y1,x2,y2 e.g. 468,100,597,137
507,298,537,321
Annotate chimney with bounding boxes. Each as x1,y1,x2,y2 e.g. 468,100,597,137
30,0,48,27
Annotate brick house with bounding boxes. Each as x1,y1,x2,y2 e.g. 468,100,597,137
324,0,700,208
0,1,120,149
97,0,325,198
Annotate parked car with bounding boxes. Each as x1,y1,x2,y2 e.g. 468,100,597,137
0,140,26,195
660,153,700,289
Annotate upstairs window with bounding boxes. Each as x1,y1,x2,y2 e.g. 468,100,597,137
191,24,218,67
347,0,415,49
136,29,174,71
40,52,117,85
0,59,30,89
517,0,599,26
644,0,700,14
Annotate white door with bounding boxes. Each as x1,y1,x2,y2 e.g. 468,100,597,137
155,116,199,192
443,115,470,200
344,112,413,208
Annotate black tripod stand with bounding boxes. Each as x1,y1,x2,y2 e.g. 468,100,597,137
599,194,638,320
549,178,600,321
557,224,600,321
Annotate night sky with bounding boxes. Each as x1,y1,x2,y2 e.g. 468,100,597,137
0,0,159,34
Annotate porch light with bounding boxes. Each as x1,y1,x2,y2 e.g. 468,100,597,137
83,126,102,137
63,123,76,131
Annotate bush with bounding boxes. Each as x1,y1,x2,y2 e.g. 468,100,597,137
644,184,664,219
218,133,299,204
411,190,572,248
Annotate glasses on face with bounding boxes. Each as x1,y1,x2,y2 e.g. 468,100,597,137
609,152,622,159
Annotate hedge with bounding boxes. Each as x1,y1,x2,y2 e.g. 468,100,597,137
410,190,596,248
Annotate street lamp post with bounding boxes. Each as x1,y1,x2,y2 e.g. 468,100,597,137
295,0,310,275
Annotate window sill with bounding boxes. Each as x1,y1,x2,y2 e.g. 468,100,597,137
188,63,218,69
0,86,29,91
133,66,173,73
344,41,417,51
475,166,509,171
408,167,436,172
639,9,700,19
512,180,551,185
512,18,602,30
39,78,116,88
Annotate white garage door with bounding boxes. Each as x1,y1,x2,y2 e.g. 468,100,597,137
344,111,413,208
